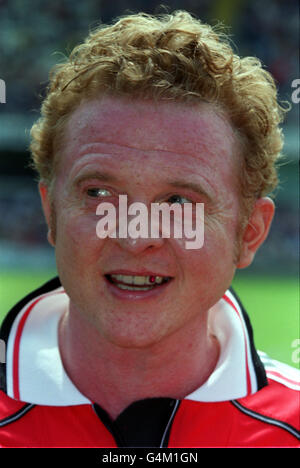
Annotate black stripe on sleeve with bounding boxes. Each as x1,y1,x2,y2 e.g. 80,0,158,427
0,403,35,428
231,400,300,440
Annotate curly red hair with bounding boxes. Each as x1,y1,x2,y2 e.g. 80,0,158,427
30,11,288,214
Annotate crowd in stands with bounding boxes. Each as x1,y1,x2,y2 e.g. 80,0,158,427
0,0,298,115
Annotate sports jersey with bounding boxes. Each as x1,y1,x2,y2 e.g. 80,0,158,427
0,277,299,447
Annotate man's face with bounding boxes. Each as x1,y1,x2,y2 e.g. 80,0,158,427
44,96,244,348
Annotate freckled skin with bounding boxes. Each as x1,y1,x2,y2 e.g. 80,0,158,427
50,96,243,349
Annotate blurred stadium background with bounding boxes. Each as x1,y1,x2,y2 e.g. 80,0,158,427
0,0,299,367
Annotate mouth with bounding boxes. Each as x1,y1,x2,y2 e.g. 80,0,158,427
105,273,173,292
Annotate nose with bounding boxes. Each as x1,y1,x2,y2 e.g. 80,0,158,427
97,196,169,254
115,199,168,254
114,235,165,255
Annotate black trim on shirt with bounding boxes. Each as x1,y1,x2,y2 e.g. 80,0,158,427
229,286,268,391
93,398,180,448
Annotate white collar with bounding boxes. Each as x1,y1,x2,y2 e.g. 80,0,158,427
6,287,259,406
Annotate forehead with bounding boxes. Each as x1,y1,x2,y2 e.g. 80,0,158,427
65,96,237,153
58,95,241,188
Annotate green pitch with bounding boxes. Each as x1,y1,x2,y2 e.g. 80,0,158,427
0,270,299,368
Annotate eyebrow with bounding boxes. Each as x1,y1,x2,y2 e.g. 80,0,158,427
167,180,213,202
72,170,120,187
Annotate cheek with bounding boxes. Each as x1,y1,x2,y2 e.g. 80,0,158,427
181,246,236,310
170,217,238,285
55,210,105,268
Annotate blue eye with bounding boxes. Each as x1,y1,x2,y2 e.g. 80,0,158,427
87,188,112,198
167,194,191,205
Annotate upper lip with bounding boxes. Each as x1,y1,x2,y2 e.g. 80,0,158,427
105,270,173,278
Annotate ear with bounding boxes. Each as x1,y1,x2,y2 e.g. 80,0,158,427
39,182,56,247
237,197,275,269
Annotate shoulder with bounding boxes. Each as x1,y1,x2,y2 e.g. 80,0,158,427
0,390,34,425
0,276,61,348
0,276,62,395
233,353,300,445
0,390,36,447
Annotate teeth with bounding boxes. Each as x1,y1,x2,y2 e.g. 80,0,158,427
110,274,167,286
133,275,149,286
155,277,164,284
117,284,153,291
112,274,134,284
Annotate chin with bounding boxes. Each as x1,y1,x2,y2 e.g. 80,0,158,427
101,325,169,350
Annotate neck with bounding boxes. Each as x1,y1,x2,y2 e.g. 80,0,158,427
58,305,220,420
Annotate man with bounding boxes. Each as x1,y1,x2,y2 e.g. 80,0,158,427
0,11,299,447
